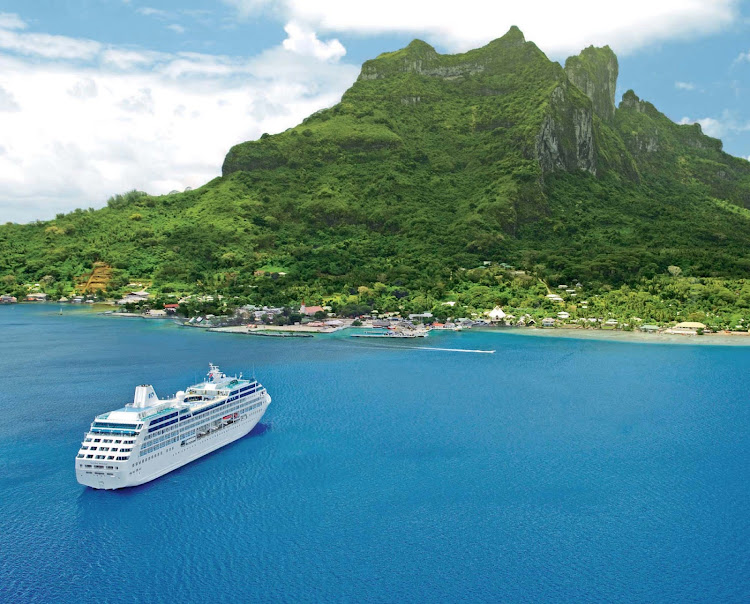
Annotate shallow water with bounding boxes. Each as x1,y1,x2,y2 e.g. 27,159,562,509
1,305,748,602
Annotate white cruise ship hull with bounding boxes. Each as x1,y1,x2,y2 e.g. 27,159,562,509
76,393,270,490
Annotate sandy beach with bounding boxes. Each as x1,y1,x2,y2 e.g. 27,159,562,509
483,326,750,346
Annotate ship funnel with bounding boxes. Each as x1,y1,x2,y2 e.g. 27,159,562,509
133,384,158,408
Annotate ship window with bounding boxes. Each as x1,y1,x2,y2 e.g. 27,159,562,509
77,454,84,458
85,464,92,468
94,439,101,442
86,455,93,459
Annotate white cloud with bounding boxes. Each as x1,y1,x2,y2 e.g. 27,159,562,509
679,112,750,139
675,81,696,90
679,116,726,138
0,28,102,60
225,0,739,56
0,84,20,111
137,7,169,18
0,25,358,223
101,48,165,70
0,13,26,30
224,0,278,18
736,50,750,63
282,22,345,61
67,78,98,100
167,24,186,34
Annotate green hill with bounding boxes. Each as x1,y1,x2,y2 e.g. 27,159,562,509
2,27,750,317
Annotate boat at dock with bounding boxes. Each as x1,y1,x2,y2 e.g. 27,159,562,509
75,364,271,490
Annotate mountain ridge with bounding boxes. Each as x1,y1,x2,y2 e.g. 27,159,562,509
2,27,750,315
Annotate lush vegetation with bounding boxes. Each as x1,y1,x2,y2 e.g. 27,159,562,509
2,28,750,326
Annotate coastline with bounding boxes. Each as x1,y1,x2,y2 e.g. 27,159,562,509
485,326,750,346
10,303,750,346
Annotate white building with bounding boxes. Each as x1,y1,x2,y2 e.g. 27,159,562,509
663,321,706,335
487,306,506,322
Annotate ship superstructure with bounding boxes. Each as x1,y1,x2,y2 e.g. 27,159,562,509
75,364,271,489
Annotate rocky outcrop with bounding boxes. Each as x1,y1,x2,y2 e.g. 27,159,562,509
619,89,648,113
564,46,618,122
536,84,596,175
358,27,526,82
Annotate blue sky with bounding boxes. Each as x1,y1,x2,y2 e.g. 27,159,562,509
0,0,749,222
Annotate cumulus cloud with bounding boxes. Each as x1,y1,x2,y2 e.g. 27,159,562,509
0,84,20,111
675,81,696,91
679,112,750,139
282,22,345,61
168,24,186,34
67,78,98,100
225,0,739,56
0,12,26,30
0,25,358,223
679,116,726,138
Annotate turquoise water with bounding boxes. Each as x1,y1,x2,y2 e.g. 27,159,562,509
0,305,748,603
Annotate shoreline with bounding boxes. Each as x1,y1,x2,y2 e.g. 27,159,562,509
10,303,750,346
483,326,750,346
206,323,351,335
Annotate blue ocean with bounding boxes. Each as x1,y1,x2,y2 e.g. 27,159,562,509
0,305,748,603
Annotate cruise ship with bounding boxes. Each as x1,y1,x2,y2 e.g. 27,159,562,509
75,364,271,490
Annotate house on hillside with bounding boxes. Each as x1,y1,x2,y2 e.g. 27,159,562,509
117,290,150,305
301,304,325,317
557,311,570,320
542,318,556,327
25,293,48,302
487,306,506,322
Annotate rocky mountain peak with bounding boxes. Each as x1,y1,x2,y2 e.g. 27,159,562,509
564,45,618,122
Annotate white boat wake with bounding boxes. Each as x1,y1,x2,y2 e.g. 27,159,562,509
416,347,495,354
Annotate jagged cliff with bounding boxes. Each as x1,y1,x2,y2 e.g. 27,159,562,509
564,46,618,122
225,26,603,185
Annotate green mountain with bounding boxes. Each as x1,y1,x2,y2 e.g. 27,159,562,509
2,26,750,308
